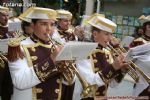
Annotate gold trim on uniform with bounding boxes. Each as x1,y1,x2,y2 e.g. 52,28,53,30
106,71,113,78
93,59,97,63
22,45,33,67
55,89,60,93
31,47,36,52
36,88,43,93
94,67,100,72
31,56,38,61
90,49,104,73
92,49,104,54
58,77,62,100
56,79,61,84
89,55,96,73
34,63,58,82
22,42,53,67
41,61,49,71
34,65,51,82
32,87,37,100
103,48,113,64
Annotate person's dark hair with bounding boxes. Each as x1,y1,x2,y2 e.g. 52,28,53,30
32,19,39,24
134,26,143,34
91,26,101,41
143,21,150,33
21,21,31,33
132,26,143,38
91,26,101,33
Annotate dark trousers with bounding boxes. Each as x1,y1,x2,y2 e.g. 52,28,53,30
138,86,150,100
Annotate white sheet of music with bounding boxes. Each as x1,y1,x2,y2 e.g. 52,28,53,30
125,43,150,77
8,18,21,32
0,38,9,53
135,55,150,77
56,41,98,61
125,43,150,61
120,36,134,47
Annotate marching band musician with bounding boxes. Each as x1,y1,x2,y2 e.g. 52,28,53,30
129,15,150,99
0,6,9,39
142,16,150,41
52,11,105,100
7,7,75,100
0,6,18,39
19,15,33,38
86,14,128,99
52,9,77,43
0,6,13,100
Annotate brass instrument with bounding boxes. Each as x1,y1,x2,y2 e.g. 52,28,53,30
107,44,139,82
50,38,98,98
107,44,150,84
70,62,98,98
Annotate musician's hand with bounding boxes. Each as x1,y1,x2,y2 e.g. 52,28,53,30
7,31,17,38
74,26,85,41
51,45,63,63
112,53,129,70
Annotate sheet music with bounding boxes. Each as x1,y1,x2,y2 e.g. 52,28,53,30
0,38,9,53
125,43,150,77
135,56,150,78
125,43,150,60
120,36,134,47
8,18,21,32
56,41,98,61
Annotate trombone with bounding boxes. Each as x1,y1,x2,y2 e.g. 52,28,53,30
107,44,150,84
50,38,98,98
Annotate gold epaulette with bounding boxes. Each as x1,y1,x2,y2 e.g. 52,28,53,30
130,37,147,48
7,37,24,62
133,37,147,43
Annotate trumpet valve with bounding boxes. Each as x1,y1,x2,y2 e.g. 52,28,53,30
80,84,98,98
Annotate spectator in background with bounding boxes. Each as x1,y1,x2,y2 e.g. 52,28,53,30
132,26,144,39
142,21,150,41
21,21,33,37
0,6,9,39
0,6,13,100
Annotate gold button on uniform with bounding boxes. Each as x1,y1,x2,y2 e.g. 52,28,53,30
56,79,60,83
55,89,60,93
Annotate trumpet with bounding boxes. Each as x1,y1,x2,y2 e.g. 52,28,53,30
71,63,98,98
107,44,139,82
107,44,150,84
50,38,98,98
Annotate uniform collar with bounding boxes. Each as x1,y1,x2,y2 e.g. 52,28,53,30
97,44,103,50
143,34,150,41
30,34,51,44
0,23,8,27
